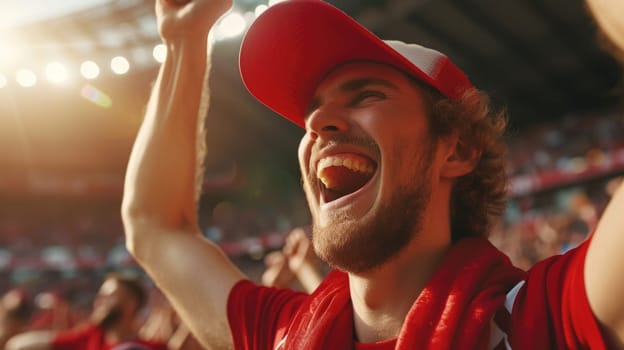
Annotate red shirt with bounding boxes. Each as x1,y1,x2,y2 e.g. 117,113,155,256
227,239,609,349
51,324,168,350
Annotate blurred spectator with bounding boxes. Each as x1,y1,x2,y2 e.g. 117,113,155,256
138,291,205,350
6,273,167,350
262,227,325,293
0,288,33,348
28,290,79,332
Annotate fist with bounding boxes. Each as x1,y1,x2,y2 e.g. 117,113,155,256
156,0,233,42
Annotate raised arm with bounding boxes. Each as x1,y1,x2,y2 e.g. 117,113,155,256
121,1,244,349
6,331,53,350
585,181,624,345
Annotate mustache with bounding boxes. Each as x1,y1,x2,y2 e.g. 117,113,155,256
316,134,379,155
306,134,380,187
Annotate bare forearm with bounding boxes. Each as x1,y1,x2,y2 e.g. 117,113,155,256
6,331,54,350
121,38,243,348
585,182,624,342
120,1,243,348
123,38,209,238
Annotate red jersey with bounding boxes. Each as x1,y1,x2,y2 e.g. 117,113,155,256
51,324,168,350
227,238,609,349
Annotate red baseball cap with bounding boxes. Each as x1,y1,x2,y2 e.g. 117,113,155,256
239,0,473,128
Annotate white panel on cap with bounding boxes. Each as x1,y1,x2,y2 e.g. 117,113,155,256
384,40,445,77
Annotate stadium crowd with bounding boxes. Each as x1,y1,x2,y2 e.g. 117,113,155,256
0,107,622,347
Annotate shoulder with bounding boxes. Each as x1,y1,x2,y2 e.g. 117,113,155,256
502,239,609,348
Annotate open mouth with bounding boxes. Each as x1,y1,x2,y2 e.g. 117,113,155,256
316,154,377,203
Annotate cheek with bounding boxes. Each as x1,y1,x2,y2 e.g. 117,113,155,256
298,134,312,174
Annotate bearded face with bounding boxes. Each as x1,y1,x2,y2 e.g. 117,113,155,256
307,137,434,273
90,279,125,330
298,62,438,274
92,306,123,330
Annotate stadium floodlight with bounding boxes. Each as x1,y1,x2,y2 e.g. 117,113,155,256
216,12,246,40
16,69,37,87
255,4,268,17
80,60,100,80
0,34,19,68
268,0,287,6
152,44,166,63
45,62,68,84
110,56,130,75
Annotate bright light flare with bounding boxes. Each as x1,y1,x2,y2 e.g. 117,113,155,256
0,34,19,67
80,83,112,108
110,56,130,75
0,73,6,88
255,4,268,17
16,69,37,87
268,0,287,6
152,44,166,63
80,61,100,80
45,62,68,84
216,12,246,40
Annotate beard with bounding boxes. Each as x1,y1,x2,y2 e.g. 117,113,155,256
92,306,122,330
309,141,435,274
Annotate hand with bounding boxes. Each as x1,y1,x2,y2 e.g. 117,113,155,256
283,227,317,273
156,0,233,42
261,251,296,288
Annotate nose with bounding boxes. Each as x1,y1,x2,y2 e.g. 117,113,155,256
305,106,349,141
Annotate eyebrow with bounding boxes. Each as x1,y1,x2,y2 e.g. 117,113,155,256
339,77,399,92
305,77,399,117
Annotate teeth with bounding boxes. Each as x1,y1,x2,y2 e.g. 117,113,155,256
318,173,334,189
317,155,375,189
317,155,375,175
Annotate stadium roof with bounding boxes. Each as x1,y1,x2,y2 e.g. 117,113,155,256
0,0,621,193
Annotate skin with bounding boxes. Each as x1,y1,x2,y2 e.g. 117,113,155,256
262,227,324,293
122,0,624,348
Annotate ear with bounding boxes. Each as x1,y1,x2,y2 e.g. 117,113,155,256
439,133,481,179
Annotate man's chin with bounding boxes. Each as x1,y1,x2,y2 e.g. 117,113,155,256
312,217,391,273
316,199,375,229
92,309,122,329
312,187,430,273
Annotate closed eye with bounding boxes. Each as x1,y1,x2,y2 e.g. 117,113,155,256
350,90,386,107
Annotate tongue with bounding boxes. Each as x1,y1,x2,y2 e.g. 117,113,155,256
319,166,372,196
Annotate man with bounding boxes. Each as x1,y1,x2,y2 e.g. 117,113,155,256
121,0,624,349
6,274,167,350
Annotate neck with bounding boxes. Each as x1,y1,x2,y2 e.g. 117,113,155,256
348,230,450,343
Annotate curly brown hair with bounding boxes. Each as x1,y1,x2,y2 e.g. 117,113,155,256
417,84,509,241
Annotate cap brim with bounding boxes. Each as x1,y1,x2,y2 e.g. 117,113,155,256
240,0,459,128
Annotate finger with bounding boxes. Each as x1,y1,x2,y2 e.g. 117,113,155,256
264,251,286,266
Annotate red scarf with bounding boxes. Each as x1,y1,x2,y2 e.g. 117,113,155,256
282,238,525,349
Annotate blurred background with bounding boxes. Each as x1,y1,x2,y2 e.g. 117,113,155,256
0,0,623,336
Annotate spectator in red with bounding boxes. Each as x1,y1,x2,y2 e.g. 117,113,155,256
6,273,167,350
0,288,33,348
